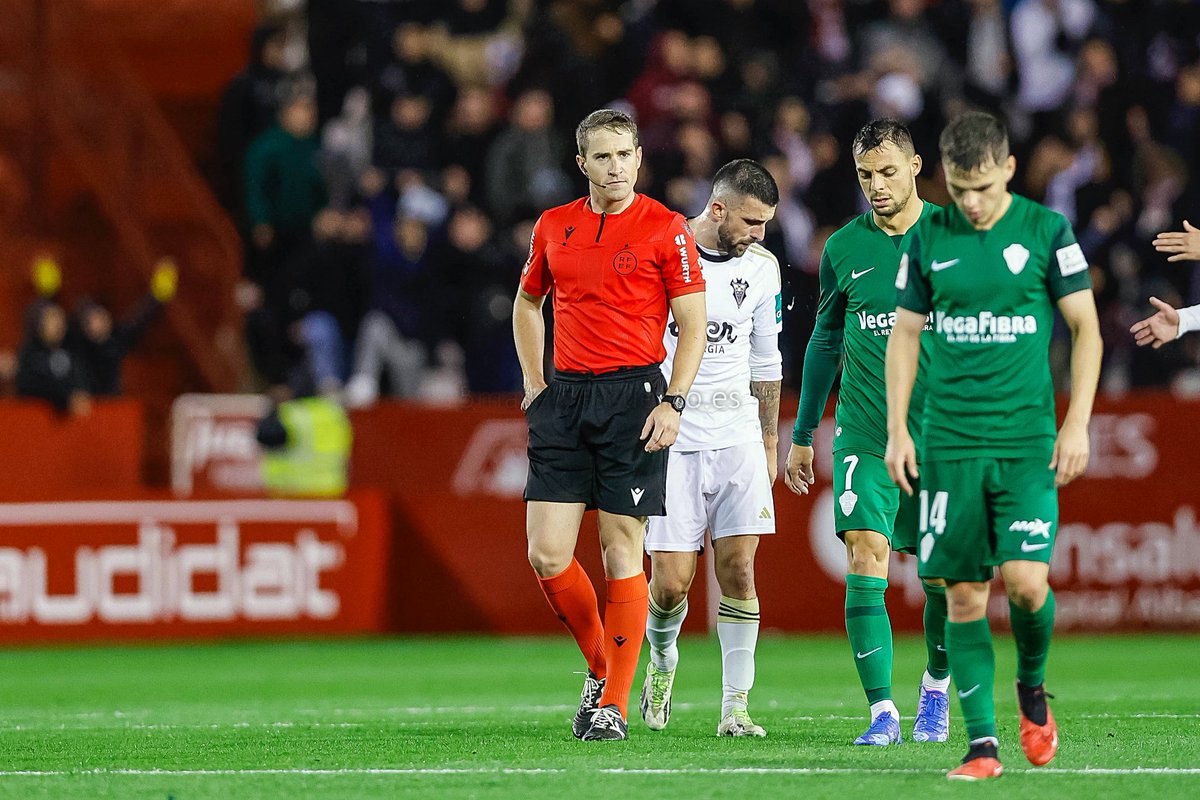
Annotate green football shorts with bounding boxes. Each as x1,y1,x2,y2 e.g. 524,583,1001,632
832,448,920,554
916,456,1058,582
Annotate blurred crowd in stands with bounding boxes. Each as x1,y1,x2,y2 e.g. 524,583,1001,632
214,0,1200,404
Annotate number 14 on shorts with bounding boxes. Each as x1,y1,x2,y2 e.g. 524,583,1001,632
918,490,948,563
919,490,948,534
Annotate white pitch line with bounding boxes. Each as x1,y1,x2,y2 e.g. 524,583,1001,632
0,767,1198,778
3,710,1194,729
1075,713,1200,719
0,722,371,732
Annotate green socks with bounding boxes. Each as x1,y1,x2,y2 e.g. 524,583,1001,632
1010,588,1056,687
845,574,893,704
922,580,951,680
946,617,997,740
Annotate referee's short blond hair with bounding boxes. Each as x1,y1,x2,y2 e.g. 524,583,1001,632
575,109,639,156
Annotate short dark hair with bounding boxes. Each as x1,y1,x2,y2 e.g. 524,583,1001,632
939,111,1009,171
711,159,779,207
575,108,639,156
852,118,915,158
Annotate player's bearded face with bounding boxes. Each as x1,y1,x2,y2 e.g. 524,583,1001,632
944,155,1016,229
578,129,642,204
716,196,776,257
854,142,918,218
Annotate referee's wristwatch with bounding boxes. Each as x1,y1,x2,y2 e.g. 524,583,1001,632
663,394,686,414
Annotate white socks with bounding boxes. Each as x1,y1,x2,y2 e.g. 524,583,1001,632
646,595,687,671
922,669,952,693
717,596,760,717
870,699,900,721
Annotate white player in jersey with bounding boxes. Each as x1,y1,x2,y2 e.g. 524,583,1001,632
640,159,783,737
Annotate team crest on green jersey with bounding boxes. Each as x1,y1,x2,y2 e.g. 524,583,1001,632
1003,242,1030,274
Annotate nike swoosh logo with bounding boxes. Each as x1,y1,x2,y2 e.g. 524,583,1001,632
931,258,960,272
958,684,980,699
855,647,882,659
936,645,947,652
851,268,874,279
1020,541,1050,552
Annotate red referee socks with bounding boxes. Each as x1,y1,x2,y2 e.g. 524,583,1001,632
538,559,607,680
598,572,649,718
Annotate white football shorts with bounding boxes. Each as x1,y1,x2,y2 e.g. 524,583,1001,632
645,440,776,552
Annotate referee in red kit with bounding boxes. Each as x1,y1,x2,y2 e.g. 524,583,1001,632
513,108,707,741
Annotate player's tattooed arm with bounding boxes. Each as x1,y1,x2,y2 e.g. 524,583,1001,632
751,380,781,438
752,379,782,483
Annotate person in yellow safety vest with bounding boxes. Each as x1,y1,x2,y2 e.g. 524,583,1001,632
256,392,352,497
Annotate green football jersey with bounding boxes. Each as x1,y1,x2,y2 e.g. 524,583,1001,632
896,194,1092,459
794,201,935,456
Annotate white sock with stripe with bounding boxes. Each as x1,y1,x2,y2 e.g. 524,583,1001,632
718,595,760,716
646,595,687,671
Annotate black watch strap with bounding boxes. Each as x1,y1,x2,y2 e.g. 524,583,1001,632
663,393,686,413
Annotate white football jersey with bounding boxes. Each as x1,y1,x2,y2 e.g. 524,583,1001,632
662,241,783,451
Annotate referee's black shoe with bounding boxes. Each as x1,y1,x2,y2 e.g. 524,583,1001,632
581,704,628,741
573,671,605,739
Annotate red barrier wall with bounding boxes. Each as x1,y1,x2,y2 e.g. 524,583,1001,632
1,394,1195,638
0,491,390,642
352,394,1200,634
0,400,143,499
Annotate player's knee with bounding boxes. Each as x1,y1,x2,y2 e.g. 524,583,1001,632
716,557,756,598
527,545,570,578
946,584,988,620
1006,580,1049,612
847,552,886,576
846,535,889,576
651,581,689,610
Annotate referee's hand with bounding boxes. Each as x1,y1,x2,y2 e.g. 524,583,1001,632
521,382,547,411
640,402,680,452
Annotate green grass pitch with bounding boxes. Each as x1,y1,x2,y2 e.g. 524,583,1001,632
0,634,1197,798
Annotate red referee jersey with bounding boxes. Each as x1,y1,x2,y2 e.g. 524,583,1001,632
520,194,705,374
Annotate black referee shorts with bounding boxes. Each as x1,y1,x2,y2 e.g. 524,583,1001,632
524,364,668,516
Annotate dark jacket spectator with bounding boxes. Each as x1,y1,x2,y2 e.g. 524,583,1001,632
375,22,457,126
365,198,433,343
16,302,90,415
66,261,175,397
373,94,438,175
431,205,519,392
216,24,291,220
73,298,160,397
438,87,501,198
483,89,570,225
